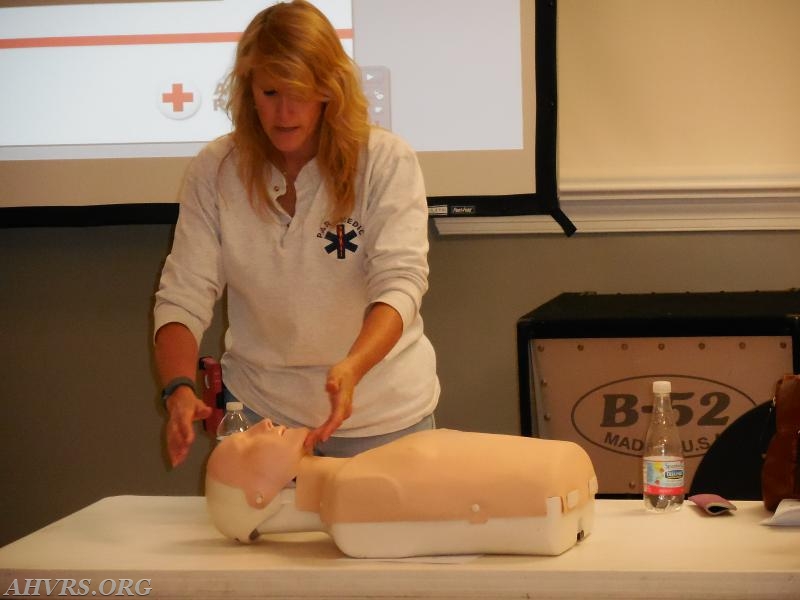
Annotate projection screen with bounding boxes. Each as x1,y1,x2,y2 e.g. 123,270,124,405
1,0,562,227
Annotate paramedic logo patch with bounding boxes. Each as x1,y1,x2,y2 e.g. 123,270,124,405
317,221,362,259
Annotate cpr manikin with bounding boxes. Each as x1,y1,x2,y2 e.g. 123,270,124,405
205,421,598,557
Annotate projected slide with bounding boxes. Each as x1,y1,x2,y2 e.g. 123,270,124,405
0,1,351,158
1,0,527,213
1,0,521,159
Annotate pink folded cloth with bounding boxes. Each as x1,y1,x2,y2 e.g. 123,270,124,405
688,494,737,515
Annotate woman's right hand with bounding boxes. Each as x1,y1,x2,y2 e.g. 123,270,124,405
165,386,212,467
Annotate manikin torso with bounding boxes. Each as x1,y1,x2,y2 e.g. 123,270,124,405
206,424,597,557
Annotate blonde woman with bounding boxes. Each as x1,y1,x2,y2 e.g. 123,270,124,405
154,0,438,466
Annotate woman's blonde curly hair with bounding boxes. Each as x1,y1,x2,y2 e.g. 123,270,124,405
225,0,370,223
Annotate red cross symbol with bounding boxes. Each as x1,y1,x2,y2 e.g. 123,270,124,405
162,83,194,112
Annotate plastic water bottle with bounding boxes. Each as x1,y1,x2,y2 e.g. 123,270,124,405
216,401,250,442
642,380,685,512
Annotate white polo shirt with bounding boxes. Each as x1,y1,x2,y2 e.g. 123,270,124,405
154,128,439,436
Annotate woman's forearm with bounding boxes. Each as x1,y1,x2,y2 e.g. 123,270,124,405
344,302,403,381
154,322,199,387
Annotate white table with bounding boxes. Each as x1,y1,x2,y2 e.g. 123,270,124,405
1,496,797,599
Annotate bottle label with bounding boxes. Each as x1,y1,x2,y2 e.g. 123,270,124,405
643,457,685,495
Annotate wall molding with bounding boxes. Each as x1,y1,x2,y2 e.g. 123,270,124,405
433,183,800,236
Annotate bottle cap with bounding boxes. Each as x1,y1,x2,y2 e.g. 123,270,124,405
225,401,244,411
653,380,671,394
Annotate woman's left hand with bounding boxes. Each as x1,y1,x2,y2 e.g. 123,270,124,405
304,360,356,451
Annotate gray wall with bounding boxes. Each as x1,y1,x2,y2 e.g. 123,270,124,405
1,224,799,546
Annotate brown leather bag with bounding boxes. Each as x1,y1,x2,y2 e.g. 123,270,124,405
761,375,800,511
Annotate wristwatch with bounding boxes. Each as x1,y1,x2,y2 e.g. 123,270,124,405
160,376,196,408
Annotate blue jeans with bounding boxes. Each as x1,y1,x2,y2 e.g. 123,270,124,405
223,386,435,458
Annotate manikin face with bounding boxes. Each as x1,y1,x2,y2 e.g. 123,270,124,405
251,70,325,169
205,420,310,543
207,420,309,509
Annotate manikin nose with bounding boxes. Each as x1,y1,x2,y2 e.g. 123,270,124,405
257,419,285,435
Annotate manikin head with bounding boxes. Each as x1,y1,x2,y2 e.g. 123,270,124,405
205,420,309,542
